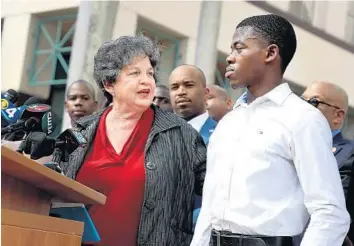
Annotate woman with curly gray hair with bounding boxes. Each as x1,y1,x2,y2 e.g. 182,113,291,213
57,35,206,246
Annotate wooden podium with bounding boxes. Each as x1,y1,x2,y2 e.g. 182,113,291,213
1,146,106,246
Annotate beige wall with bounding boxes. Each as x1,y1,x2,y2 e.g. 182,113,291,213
2,0,354,108
112,1,354,107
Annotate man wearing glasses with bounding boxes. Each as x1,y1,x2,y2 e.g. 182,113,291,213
302,81,354,198
302,81,354,246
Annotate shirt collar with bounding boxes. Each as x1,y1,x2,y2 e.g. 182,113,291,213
188,111,209,132
332,129,341,138
234,83,292,109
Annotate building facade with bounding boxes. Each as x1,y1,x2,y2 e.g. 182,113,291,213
2,0,354,138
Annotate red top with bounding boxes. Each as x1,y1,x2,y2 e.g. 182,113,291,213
76,106,153,246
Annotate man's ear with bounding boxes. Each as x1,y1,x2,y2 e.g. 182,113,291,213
226,99,233,110
64,101,68,112
334,109,346,126
265,44,279,64
204,87,210,104
93,101,98,112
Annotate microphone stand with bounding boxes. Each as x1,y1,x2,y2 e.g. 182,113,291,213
44,148,63,174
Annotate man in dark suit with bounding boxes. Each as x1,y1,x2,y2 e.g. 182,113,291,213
345,149,354,243
303,81,354,197
169,65,217,145
169,64,217,228
303,81,354,245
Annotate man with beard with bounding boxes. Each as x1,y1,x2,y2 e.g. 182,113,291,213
169,64,217,229
169,64,217,145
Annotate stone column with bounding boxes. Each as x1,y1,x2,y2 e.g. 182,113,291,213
194,1,222,85
62,1,119,130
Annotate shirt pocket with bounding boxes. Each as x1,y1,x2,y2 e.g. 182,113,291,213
246,120,291,160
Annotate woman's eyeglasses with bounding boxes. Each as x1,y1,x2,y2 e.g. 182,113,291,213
301,97,340,110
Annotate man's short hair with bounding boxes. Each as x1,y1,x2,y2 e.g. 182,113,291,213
237,14,297,74
66,79,96,101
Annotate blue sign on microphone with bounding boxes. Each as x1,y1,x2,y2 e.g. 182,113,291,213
1,94,25,126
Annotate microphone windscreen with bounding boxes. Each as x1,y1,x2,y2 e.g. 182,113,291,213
24,97,46,105
4,89,19,103
22,132,56,159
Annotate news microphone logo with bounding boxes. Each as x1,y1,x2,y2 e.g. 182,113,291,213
41,111,54,135
1,95,24,126
1,98,9,109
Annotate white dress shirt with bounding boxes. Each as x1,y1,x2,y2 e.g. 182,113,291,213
191,83,350,246
188,111,209,132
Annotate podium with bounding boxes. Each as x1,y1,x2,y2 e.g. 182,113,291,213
1,146,106,246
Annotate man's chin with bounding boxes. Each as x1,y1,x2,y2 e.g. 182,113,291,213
71,114,85,121
176,109,193,119
229,79,247,89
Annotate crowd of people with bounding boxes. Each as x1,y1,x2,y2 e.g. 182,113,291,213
29,13,354,246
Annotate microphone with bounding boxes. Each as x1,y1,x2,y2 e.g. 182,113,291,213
19,129,87,172
21,129,87,160
1,96,44,128
1,90,22,127
1,97,58,136
3,89,19,104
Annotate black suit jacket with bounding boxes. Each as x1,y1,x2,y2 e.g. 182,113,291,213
333,133,354,198
55,105,207,246
345,149,354,242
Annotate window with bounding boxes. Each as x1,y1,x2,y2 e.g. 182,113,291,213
137,21,181,85
29,14,76,86
289,1,315,24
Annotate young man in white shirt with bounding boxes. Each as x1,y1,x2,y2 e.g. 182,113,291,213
191,14,350,246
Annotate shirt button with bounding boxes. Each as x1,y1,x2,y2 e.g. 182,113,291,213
146,161,157,170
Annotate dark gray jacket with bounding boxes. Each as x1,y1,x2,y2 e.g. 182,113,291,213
57,105,207,245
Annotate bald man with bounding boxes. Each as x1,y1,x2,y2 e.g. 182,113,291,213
65,80,97,128
169,64,217,229
169,65,217,144
302,81,353,196
206,85,232,122
302,81,354,246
